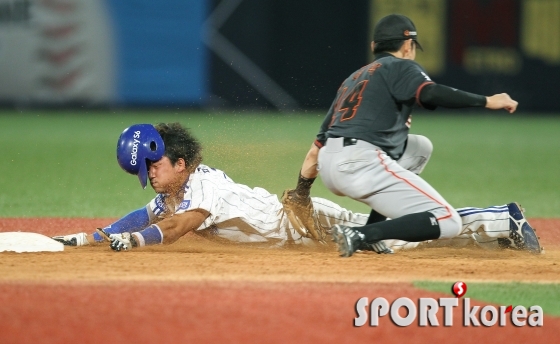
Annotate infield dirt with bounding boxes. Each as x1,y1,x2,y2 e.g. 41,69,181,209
1,218,559,343
1,218,559,283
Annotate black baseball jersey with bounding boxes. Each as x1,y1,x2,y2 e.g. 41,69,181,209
316,52,434,160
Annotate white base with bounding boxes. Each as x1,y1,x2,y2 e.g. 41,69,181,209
0,232,64,253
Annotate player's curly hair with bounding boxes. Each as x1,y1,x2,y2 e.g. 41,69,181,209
155,122,202,171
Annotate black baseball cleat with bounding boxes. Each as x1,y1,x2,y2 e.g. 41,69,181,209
497,237,513,249
330,225,365,257
359,241,394,254
507,203,543,254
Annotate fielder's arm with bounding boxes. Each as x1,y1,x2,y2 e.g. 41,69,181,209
419,84,518,113
301,97,334,179
301,143,320,179
281,143,323,242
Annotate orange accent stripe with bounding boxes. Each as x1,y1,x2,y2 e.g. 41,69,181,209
340,80,368,122
376,150,453,221
314,139,323,148
368,62,382,74
352,66,366,80
415,81,435,107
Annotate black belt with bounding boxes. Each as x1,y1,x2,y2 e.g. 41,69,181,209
343,138,358,146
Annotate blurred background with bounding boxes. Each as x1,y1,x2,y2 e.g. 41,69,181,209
1,0,559,218
0,0,559,112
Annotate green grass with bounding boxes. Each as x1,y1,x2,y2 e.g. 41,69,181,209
1,109,559,217
415,114,560,216
414,280,560,316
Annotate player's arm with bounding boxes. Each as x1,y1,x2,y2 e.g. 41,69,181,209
283,143,319,206
293,124,327,195
106,209,209,251
299,96,335,180
135,209,209,245
85,206,154,244
53,205,158,246
419,84,518,113
280,142,322,242
301,143,320,179
289,103,332,197
391,61,518,113
279,93,337,242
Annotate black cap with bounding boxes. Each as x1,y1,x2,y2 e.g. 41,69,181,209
373,14,423,51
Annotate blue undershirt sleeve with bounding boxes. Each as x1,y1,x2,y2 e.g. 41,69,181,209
92,206,151,242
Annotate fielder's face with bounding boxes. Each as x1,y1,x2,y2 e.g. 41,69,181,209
148,156,187,194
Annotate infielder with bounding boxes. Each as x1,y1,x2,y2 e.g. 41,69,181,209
282,14,542,257
53,123,539,255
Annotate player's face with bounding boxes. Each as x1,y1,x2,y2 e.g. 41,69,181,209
148,156,186,193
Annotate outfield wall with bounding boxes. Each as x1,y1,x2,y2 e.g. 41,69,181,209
0,0,558,111
0,0,207,106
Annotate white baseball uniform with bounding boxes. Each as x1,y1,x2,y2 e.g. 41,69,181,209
146,164,511,250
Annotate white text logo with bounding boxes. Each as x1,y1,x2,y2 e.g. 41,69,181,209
354,281,543,327
130,130,141,166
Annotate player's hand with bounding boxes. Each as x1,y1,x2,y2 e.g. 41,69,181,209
485,93,518,113
109,232,135,251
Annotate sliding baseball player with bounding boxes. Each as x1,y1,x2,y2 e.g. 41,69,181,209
52,123,541,255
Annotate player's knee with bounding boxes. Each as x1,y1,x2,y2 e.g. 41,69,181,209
437,209,462,239
402,135,433,174
415,135,433,159
406,134,433,159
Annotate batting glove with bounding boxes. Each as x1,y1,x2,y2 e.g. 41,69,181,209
109,232,137,251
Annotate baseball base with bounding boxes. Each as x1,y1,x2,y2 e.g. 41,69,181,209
0,232,64,253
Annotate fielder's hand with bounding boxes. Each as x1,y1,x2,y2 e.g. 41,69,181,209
108,232,136,251
281,189,326,243
485,93,518,113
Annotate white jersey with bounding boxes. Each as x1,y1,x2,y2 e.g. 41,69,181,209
148,164,288,244
146,165,511,249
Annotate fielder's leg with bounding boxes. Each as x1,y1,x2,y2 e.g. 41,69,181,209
396,134,433,175
362,134,435,248
365,135,434,225
318,138,461,257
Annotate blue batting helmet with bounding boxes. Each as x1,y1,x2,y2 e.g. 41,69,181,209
116,124,165,189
